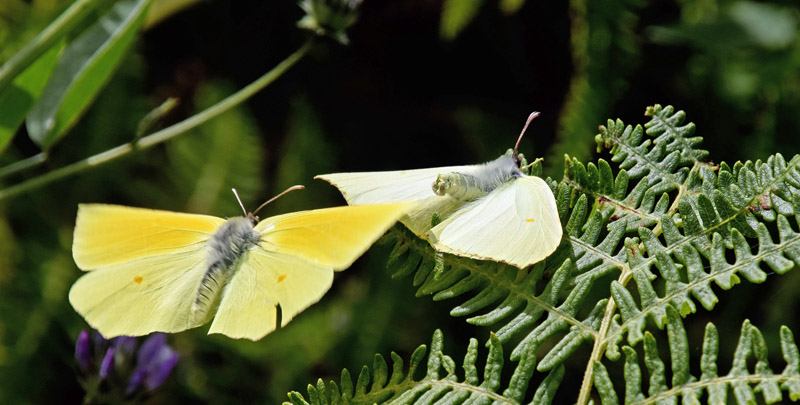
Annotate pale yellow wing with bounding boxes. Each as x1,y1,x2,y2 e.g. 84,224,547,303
68,250,211,337
316,167,471,236
254,202,412,269
428,176,563,268
316,165,471,203
73,204,225,270
207,249,333,340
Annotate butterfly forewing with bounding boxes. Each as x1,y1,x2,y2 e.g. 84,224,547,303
317,168,470,236
72,204,225,270
256,202,413,270
316,166,472,204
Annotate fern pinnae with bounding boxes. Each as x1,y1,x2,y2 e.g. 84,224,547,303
511,274,601,361
599,151,800,353
591,361,620,404
622,347,646,403
285,331,565,404
780,326,800,399
699,322,724,403
610,316,800,405
578,106,750,402
751,326,783,403
385,227,595,346
536,298,608,371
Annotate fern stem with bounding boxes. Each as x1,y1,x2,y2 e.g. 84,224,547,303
0,39,313,202
639,374,800,404
577,297,618,405
561,176,662,232
648,161,704,237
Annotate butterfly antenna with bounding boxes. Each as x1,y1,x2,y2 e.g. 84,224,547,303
514,111,541,156
252,185,305,215
231,188,248,216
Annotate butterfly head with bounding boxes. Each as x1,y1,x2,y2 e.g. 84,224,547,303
247,213,259,226
432,173,455,196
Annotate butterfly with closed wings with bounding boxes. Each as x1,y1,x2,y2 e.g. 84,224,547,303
316,112,562,269
69,186,411,341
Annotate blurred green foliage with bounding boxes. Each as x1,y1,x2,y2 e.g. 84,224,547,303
0,0,799,403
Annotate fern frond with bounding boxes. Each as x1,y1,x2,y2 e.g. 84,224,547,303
385,221,605,365
604,153,800,355
610,305,800,404
283,329,563,405
594,104,707,187
372,104,800,403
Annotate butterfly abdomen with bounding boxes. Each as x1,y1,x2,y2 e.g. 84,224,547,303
432,154,521,201
191,217,261,322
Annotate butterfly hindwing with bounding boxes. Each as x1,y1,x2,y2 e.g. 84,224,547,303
208,249,333,340
209,202,411,340
68,249,211,337
428,176,562,268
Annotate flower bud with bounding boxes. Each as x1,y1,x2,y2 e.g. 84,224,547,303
297,0,363,44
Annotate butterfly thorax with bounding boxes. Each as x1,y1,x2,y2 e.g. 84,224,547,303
432,155,522,201
191,217,261,322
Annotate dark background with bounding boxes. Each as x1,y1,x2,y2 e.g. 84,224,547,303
1,0,799,403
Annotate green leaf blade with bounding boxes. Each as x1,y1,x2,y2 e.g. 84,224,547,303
26,0,152,149
0,39,63,154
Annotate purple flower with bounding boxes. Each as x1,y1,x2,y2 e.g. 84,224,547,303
74,330,180,401
75,330,91,372
92,330,107,347
99,348,115,379
113,336,137,356
126,334,179,394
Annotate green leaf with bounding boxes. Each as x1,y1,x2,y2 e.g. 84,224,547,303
288,329,543,405
439,0,486,41
0,39,63,154
0,0,102,95
500,0,526,14
26,0,152,150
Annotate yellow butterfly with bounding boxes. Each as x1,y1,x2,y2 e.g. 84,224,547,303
69,187,411,341
316,112,562,269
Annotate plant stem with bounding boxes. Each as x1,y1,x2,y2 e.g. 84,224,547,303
0,39,314,202
577,298,617,405
0,0,99,94
0,153,48,180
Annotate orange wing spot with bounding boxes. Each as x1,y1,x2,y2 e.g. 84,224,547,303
133,276,143,284
277,274,287,283
525,218,535,223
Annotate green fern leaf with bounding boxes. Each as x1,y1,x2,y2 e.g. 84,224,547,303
619,309,800,404
285,329,567,405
